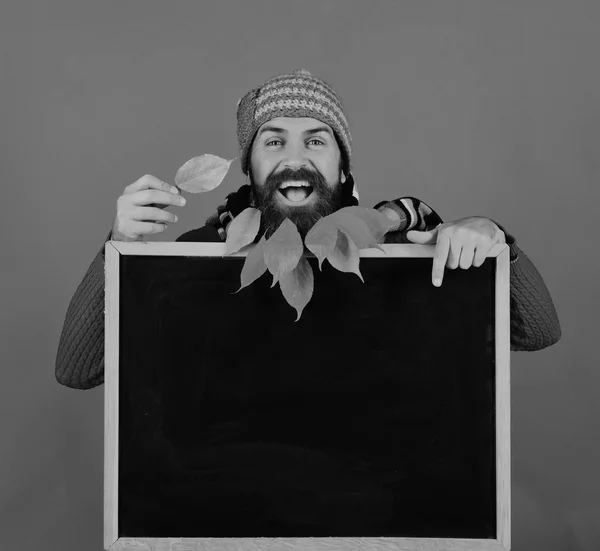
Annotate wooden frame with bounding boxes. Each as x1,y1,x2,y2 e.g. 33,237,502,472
104,242,511,551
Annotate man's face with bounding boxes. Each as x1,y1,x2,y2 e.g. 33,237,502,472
249,117,346,239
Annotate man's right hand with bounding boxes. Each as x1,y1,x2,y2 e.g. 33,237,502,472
111,174,187,242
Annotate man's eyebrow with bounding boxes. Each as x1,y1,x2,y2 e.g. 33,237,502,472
257,125,333,138
304,126,333,137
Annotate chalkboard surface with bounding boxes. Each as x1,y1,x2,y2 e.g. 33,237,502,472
114,251,498,540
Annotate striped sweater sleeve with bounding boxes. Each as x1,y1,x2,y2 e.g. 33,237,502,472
374,197,562,352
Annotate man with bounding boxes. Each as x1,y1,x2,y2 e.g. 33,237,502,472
55,68,561,390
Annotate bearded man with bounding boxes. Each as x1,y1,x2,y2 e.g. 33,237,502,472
55,69,561,390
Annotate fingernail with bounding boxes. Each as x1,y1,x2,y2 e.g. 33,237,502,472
171,186,179,194
433,279,441,287
179,197,186,205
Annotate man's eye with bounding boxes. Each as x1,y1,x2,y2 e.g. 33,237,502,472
265,139,324,147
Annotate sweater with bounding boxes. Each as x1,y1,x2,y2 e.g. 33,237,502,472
55,197,561,390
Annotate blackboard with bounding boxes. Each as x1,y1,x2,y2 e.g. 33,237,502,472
104,242,511,551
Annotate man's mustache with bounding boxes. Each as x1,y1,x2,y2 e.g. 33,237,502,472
265,167,325,193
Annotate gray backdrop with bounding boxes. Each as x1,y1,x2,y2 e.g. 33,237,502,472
1,1,597,550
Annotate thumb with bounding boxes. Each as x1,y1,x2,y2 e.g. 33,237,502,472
405,229,436,244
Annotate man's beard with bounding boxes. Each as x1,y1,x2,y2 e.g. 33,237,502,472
250,165,346,240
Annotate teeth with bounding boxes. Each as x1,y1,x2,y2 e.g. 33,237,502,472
279,181,311,189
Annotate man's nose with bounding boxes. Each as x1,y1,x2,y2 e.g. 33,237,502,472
282,143,309,171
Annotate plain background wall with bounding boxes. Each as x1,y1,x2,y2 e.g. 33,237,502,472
1,1,598,549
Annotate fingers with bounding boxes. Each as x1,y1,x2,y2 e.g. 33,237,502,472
131,188,186,209
432,232,450,286
126,174,179,195
125,175,184,209
111,218,170,241
433,241,488,286
458,244,475,270
112,174,186,242
472,245,488,268
446,239,463,270
133,220,170,235
134,206,179,225
430,223,499,286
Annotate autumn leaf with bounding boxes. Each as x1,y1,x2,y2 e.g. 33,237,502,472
304,217,338,271
325,210,385,252
231,235,268,294
174,154,236,193
263,219,304,285
228,209,390,320
326,229,364,282
270,270,280,289
225,207,261,255
279,255,314,322
335,206,396,243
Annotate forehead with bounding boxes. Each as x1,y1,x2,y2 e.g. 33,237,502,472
257,117,332,133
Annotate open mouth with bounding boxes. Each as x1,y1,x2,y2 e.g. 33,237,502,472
277,181,314,204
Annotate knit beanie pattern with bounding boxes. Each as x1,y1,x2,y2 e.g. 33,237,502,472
236,69,353,180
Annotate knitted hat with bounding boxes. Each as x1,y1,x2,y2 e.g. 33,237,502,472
236,69,357,199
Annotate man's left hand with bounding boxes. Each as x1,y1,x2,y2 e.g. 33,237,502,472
405,217,506,287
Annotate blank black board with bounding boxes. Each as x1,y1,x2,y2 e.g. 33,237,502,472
116,253,497,539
